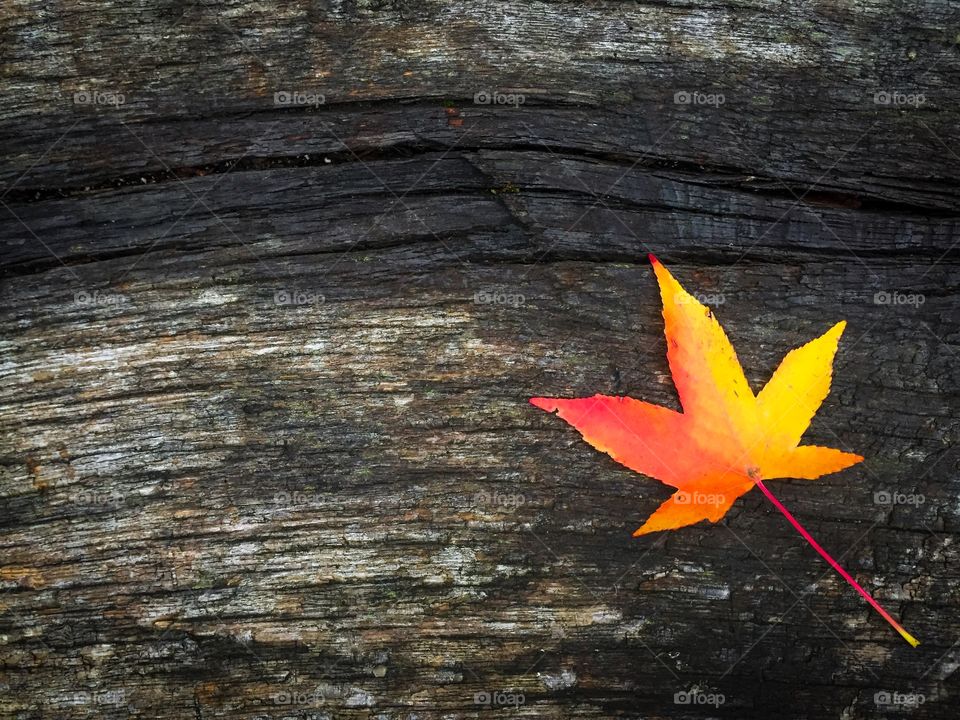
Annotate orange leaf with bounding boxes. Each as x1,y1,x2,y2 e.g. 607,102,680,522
533,256,862,535
531,256,919,646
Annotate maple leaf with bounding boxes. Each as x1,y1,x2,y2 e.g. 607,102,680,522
531,256,919,646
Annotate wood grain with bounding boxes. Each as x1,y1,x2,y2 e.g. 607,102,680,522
1,1,958,718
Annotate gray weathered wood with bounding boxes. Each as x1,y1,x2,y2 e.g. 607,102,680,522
1,1,959,718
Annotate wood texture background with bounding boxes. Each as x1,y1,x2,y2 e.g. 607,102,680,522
1,1,958,718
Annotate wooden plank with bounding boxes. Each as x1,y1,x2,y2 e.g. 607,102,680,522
1,1,958,718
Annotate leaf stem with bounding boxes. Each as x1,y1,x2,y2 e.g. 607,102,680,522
754,480,919,647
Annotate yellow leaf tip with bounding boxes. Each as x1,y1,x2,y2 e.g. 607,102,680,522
828,320,847,339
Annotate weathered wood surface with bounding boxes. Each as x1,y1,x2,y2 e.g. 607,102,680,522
1,1,959,718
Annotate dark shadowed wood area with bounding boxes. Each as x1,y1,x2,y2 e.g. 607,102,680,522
1,1,959,718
